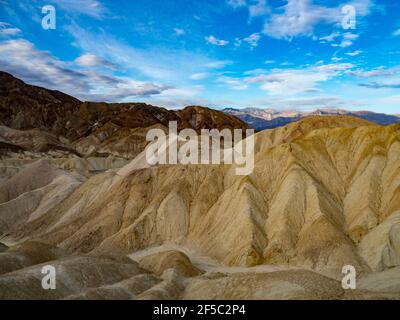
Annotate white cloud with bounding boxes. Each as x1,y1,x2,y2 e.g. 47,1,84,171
334,40,351,48
245,63,354,95
243,33,261,47
234,37,242,47
216,66,346,94
0,39,170,101
227,0,247,8
250,95,364,110
348,66,399,78
75,53,118,69
343,33,359,41
0,22,21,36
244,68,268,75
315,63,354,72
346,50,362,56
330,33,359,48
204,60,233,69
140,86,209,109
393,29,400,37
205,35,229,46
377,95,400,105
189,73,207,80
217,76,249,90
251,72,326,94
67,23,224,82
249,0,269,17
48,0,105,18
174,28,185,36
319,32,340,42
263,0,372,40
350,0,373,16
234,33,261,48
227,0,268,17
264,60,276,64
263,0,340,39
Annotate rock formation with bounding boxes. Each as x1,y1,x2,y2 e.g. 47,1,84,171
0,72,399,300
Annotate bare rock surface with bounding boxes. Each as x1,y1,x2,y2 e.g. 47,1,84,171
0,241,67,275
3,117,397,279
137,250,203,277
1,108,400,299
0,242,8,252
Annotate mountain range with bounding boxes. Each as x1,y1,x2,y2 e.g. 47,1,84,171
0,71,248,160
223,107,400,131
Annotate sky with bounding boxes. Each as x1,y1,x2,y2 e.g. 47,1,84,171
0,0,400,113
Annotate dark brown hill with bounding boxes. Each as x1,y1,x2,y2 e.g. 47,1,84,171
0,71,248,157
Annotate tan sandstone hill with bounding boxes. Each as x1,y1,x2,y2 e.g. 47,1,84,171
0,115,399,299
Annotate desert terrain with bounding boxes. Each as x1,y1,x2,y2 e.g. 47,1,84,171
0,72,400,300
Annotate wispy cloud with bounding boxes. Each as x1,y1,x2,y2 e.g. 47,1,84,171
226,0,247,9
48,0,106,19
0,39,170,101
331,32,359,48
248,0,269,17
217,76,249,90
67,23,227,83
346,50,362,56
348,66,399,78
249,95,366,110
204,60,233,69
213,62,355,95
174,28,186,36
139,85,208,109
0,22,21,36
205,35,229,46
227,0,269,17
350,66,400,90
393,29,400,37
244,63,354,95
320,32,341,43
75,53,118,70
189,73,208,80
263,0,340,40
243,32,261,47
262,0,372,40
359,82,400,89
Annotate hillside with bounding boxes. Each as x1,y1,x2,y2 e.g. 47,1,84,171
0,72,248,160
1,115,399,299
0,72,399,300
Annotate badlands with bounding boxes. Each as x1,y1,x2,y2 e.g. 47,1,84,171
0,72,400,299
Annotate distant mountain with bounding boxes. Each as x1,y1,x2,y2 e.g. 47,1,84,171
350,110,400,126
223,107,400,131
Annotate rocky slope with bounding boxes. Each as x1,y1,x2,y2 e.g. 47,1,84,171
0,71,249,188
1,71,400,300
0,115,399,299
0,71,80,132
0,241,399,300
0,71,248,159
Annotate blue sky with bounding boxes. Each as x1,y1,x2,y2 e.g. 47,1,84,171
0,0,400,113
